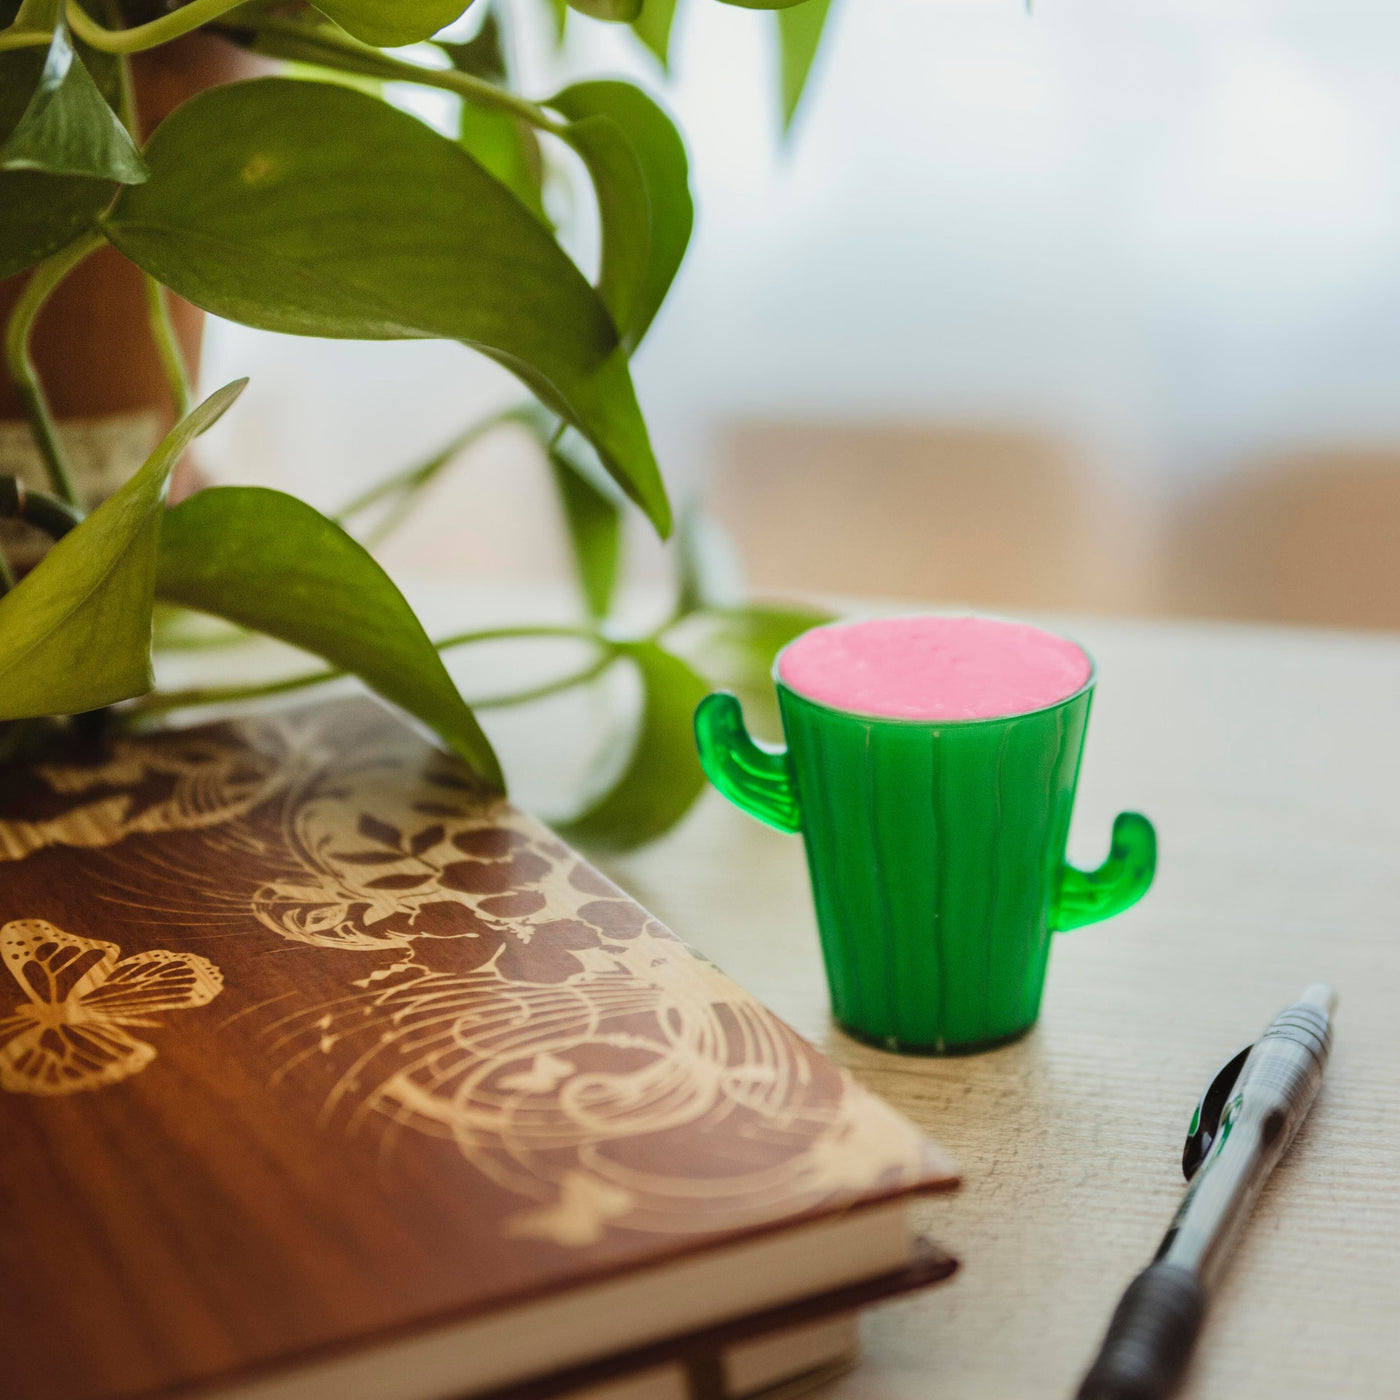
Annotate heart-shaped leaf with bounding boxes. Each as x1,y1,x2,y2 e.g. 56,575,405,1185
310,0,473,47
631,0,678,69
0,18,145,182
0,380,246,720
557,642,708,852
0,8,125,276
440,20,547,223
154,485,503,790
0,161,110,277
777,0,833,130
456,98,547,223
554,110,647,344
103,78,670,536
551,80,692,352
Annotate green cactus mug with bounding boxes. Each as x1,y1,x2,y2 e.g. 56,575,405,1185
694,616,1156,1052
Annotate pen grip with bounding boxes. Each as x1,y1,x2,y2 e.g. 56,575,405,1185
1076,1261,1205,1400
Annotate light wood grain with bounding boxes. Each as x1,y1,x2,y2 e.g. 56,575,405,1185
598,614,1400,1400
155,588,1400,1398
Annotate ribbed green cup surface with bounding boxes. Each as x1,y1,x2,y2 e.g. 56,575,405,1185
777,682,1092,1051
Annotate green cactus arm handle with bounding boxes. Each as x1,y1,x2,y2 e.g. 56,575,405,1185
694,692,802,834
1053,811,1157,931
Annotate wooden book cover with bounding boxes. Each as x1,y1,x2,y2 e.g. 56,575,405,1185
0,700,956,1400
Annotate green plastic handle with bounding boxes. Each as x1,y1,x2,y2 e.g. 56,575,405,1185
694,692,802,833
696,690,1155,929
1052,811,1157,932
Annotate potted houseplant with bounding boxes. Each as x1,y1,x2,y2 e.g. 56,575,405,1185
0,0,833,851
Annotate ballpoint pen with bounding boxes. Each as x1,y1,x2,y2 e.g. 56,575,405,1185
1076,983,1336,1400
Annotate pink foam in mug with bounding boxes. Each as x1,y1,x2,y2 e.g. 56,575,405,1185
777,615,1092,721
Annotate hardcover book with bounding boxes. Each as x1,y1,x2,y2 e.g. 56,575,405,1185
0,700,957,1400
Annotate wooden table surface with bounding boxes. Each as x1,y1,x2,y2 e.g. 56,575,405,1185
591,614,1400,1400
161,594,1398,1397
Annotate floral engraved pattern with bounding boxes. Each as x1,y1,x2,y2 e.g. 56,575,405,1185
0,703,939,1243
315,921,934,1246
0,721,308,863
249,749,590,967
249,721,936,1244
0,921,222,1096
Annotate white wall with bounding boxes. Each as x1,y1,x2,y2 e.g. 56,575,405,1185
200,0,1400,562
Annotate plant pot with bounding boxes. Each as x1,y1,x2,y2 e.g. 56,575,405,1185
0,31,260,565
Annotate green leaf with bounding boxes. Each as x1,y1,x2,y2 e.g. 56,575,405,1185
549,430,621,620
441,18,547,223
0,380,246,720
565,0,642,21
553,111,646,345
456,100,546,222
777,0,833,131
558,642,708,852
103,78,670,537
631,0,678,68
551,80,692,352
10,0,61,25
154,486,503,790
714,0,809,8
235,8,538,217
0,154,110,278
0,13,125,276
542,0,568,43
0,20,146,181
436,11,506,79
309,0,474,47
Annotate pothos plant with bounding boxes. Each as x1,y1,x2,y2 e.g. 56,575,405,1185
0,0,835,851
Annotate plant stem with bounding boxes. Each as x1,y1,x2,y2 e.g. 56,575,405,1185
0,479,84,539
229,15,569,136
334,426,484,523
0,0,51,50
0,27,48,50
102,23,195,420
144,277,192,418
128,667,341,717
433,623,602,649
334,405,535,542
3,231,105,507
131,623,607,715
106,2,140,126
473,652,616,709
0,470,81,594
64,0,247,53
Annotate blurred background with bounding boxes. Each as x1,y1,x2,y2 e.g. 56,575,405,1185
200,0,1400,629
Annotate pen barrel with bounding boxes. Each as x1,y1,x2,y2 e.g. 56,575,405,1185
1166,996,1332,1289
1077,990,1334,1400
1075,1261,1205,1400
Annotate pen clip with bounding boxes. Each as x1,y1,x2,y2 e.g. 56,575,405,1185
1182,1043,1252,1180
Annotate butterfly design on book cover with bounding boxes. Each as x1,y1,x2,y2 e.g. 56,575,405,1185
0,920,221,1095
